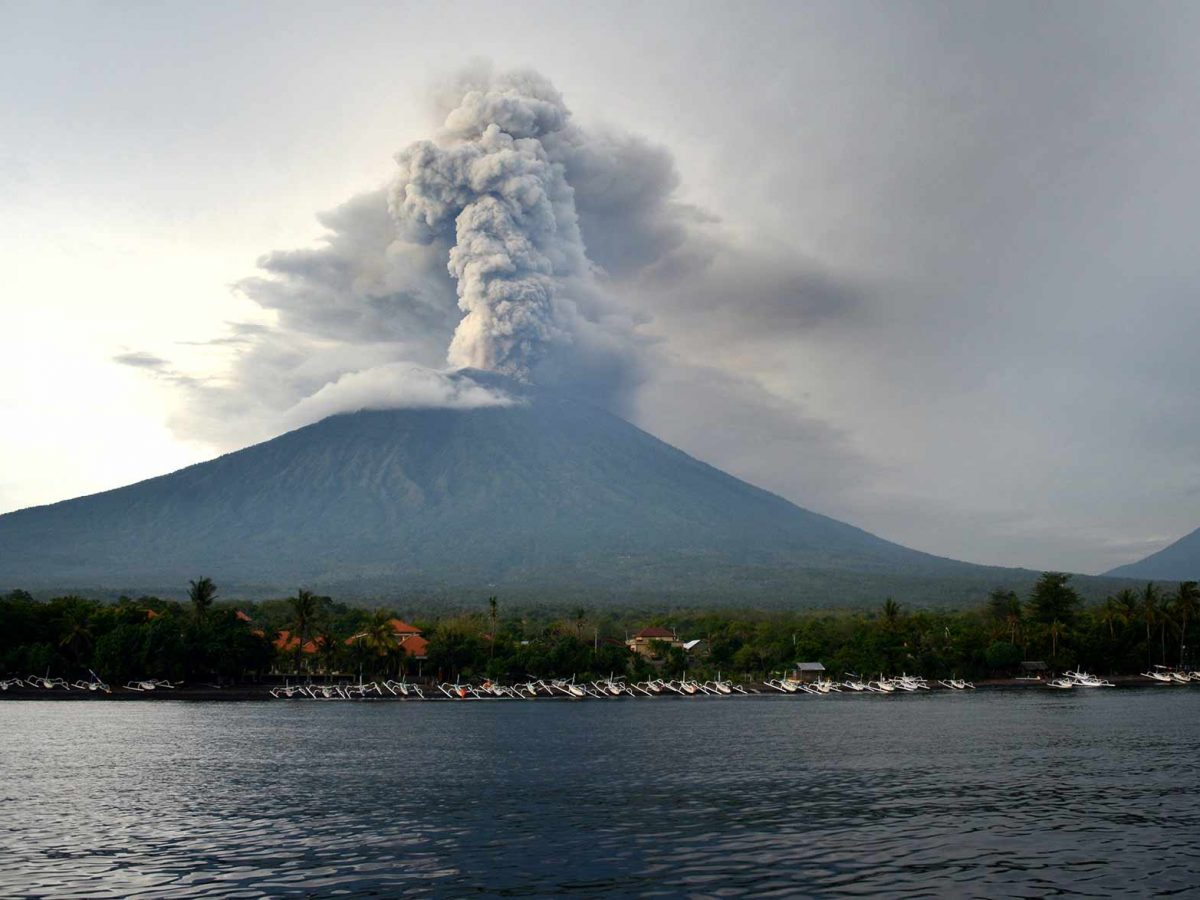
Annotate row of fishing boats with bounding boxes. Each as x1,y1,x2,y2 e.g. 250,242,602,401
765,674,975,694
1141,665,1200,685
1042,667,1200,689
1,671,119,692
1044,670,1116,689
270,679,425,699
17,668,1200,699
446,676,749,699
270,676,750,701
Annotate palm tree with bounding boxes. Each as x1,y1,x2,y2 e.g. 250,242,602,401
288,589,321,674
1116,587,1139,632
1048,618,1065,659
488,597,498,661
316,629,340,679
986,589,1022,644
1005,605,1023,646
1170,581,1199,667
1099,595,1123,641
1141,583,1161,669
882,598,900,626
362,610,397,677
573,607,587,640
188,577,217,623
58,602,94,666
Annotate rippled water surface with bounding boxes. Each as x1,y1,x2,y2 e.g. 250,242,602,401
2,690,1198,897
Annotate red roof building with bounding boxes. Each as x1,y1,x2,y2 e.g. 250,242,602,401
343,619,427,658
274,630,323,655
398,634,428,659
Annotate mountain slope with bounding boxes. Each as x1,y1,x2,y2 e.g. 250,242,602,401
0,386,1070,604
1105,527,1200,581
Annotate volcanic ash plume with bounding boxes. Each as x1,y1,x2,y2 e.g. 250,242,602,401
389,72,588,380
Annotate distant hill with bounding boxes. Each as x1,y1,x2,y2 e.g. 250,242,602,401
1105,527,1200,581
0,375,1129,606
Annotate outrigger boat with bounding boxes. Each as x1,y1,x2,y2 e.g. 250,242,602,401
124,678,178,691
71,670,111,693
1064,670,1114,687
842,674,869,691
937,677,975,690
1143,665,1174,683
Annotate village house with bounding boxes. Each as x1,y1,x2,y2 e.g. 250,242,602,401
789,661,826,683
627,626,681,657
274,630,323,658
344,618,429,660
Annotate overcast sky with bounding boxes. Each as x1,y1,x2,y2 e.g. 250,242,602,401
3,0,1199,574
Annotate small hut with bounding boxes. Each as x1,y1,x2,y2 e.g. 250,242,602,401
1019,660,1048,679
790,661,826,683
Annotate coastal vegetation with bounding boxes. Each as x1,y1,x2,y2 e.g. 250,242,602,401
2,574,1197,686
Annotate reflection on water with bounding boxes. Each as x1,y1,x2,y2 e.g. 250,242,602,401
1,690,1198,897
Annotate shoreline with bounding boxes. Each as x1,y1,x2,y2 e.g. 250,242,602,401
0,675,1184,702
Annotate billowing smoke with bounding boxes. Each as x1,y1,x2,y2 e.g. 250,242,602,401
120,63,860,505
389,71,584,379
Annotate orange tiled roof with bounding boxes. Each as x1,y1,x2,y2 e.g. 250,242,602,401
399,634,429,658
274,630,323,654
388,618,421,635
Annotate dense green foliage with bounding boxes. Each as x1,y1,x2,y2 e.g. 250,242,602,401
2,574,1197,685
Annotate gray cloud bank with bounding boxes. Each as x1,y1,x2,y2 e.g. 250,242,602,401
124,63,858,488
116,3,1200,574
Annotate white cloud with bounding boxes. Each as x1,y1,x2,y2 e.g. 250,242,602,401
282,363,517,430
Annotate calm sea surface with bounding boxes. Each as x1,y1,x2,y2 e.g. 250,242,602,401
1,689,1197,897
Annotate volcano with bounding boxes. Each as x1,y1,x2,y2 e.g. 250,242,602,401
1105,527,1200,581
1,379,1062,604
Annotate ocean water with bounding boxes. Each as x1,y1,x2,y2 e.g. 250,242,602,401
1,689,1197,897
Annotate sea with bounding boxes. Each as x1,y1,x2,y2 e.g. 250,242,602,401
1,688,1197,897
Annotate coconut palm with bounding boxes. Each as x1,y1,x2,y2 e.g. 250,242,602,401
362,610,397,676
188,577,217,623
58,601,94,666
987,589,1022,643
1048,618,1065,659
1116,587,1139,633
1141,583,1161,669
288,589,321,673
882,598,901,625
1099,595,1124,641
488,596,498,661
315,628,340,678
1169,581,1199,667
1005,605,1023,647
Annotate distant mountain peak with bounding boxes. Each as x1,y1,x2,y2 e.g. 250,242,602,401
1105,526,1200,581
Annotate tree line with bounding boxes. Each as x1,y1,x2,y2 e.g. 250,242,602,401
1,573,1196,685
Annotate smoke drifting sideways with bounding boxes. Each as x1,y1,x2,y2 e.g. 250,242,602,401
124,65,860,489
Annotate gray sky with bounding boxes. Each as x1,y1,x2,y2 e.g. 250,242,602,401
2,0,1198,574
